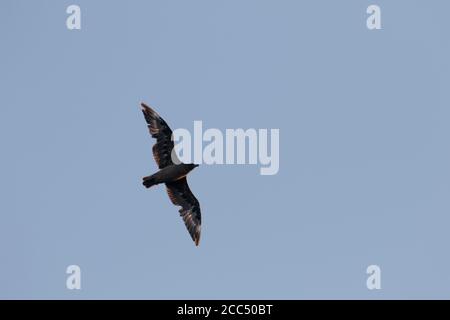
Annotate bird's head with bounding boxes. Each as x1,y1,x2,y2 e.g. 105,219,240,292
185,163,199,172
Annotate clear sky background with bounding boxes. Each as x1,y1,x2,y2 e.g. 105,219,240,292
1,0,450,299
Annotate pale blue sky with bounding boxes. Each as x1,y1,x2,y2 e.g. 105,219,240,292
1,0,450,299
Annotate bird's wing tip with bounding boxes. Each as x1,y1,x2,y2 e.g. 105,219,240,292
140,102,158,117
194,227,201,246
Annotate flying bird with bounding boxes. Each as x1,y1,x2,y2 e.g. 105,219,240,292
140,102,202,246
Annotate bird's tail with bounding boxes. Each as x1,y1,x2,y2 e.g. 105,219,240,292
142,175,157,188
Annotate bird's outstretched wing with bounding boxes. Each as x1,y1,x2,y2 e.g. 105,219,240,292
165,178,202,246
141,102,175,169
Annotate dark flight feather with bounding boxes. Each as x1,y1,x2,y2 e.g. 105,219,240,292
166,177,202,246
141,102,175,169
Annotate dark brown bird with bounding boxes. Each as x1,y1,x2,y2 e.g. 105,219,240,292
140,102,202,246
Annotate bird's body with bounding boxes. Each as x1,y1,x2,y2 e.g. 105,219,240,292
142,163,198,188
140,103,202,246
